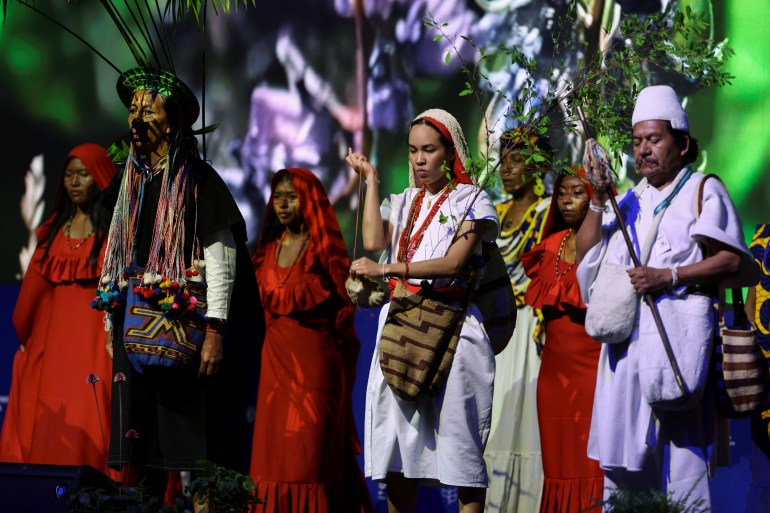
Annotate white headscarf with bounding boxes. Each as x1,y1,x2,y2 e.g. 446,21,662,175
407,108,473,188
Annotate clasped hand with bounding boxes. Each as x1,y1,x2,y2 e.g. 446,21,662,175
582,139,614,204
627,266,671,294
350,257,380,278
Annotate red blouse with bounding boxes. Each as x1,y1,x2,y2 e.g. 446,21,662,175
521,229,585,313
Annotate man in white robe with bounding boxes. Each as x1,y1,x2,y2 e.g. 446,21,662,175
575,85,759,510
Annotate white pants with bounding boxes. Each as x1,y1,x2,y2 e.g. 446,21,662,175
602,406,714,511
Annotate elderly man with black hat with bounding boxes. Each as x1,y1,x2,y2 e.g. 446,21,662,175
574,85,759,509
95,67,262,498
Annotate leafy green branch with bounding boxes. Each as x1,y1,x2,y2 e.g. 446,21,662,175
425,0,733,183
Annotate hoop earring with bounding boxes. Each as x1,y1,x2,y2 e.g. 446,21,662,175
534,177,545,197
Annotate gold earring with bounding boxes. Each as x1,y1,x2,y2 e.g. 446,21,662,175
534,177,545,197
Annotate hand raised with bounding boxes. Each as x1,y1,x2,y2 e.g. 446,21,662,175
345,147,378,182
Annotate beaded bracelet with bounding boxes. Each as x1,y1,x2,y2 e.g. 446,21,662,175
403,261,410,281
589,202,608,213
670,266,680,287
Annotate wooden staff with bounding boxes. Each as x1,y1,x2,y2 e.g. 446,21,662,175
577,106,688,399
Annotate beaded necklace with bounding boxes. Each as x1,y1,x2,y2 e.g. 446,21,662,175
397,181,455,264
555,229,576,280
274,230,310,288
64,215,94,251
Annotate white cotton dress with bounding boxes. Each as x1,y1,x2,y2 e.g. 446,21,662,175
364,183,500,487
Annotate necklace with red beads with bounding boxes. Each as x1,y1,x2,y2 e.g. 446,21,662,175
64,215,94,251
397,181,455,264
555,229,576,280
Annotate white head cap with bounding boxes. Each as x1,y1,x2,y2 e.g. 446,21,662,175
631,85,689,131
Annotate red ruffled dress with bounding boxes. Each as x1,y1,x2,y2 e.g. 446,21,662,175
250,239,370,513
522,229,603,513
0,229,112,472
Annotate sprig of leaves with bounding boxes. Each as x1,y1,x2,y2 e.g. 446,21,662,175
425,0,733,180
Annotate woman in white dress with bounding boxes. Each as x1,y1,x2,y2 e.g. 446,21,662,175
347,108,499,513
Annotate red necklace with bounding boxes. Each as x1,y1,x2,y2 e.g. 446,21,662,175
555,229,576,280
396,181,455,263
64,216,94,251
274,230,310,288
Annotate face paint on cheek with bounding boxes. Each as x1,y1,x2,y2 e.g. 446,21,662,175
131,118,150,141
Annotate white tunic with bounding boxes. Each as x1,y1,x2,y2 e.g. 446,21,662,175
364,183,499,487
576,167,757,471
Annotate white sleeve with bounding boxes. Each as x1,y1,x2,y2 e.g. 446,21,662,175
203,228,237,320
576,241,605,305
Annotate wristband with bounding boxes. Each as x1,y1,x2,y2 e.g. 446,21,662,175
589,202,608,213
670,267,680,287
365,178,381,186
206,317,226,334
403,261,410,281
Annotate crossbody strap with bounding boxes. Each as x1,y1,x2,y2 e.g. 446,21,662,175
693,173,742,326
694,173,722,219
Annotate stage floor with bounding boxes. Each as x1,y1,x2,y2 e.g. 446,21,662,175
0,285,756,512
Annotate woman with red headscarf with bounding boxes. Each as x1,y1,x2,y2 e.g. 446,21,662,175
521,168,605,513
346,109,499,513
0,143,116,472
249,168,371,513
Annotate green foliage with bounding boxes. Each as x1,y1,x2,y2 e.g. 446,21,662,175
67,482,179,513
600,485,708,513
424,0,734,181
66,460,259,513
569,2,733,167
1,0,257,73
165,0,257,26
188,460,261,513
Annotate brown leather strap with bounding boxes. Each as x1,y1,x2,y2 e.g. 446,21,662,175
695,173,745,328
696,173,723,218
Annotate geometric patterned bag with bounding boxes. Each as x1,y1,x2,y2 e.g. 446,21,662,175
122,266,208,373
379,281,466,401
